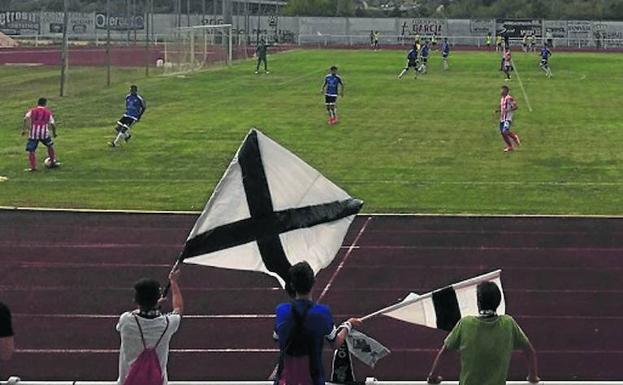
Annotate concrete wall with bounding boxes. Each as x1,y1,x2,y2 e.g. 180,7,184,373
4,11,623,48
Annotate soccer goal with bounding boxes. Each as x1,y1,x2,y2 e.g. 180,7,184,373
163,24,233,74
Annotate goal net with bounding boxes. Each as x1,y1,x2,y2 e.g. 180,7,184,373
163,24,233,74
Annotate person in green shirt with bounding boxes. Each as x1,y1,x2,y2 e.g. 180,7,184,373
255,38,269,74
485,32,493,49
427,281,540,385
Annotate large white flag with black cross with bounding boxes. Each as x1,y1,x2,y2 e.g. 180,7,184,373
179,129,363,289
363,270,505,331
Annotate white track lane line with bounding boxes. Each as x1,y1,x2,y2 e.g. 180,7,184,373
317,216,372,302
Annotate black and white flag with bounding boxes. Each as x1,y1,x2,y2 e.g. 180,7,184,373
365,270,505,331
346,329,391,368
179,129,363,289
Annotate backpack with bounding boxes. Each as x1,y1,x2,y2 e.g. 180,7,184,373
276,302,319,385
123,315,170,385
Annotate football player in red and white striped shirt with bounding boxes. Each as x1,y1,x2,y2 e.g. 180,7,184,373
22,98,59,172
495,86,520,152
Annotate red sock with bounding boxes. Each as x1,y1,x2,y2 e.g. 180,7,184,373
501,133,513,147
47,146,56,161
28,152,36,169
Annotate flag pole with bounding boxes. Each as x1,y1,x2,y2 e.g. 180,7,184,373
161,254,183,299
360,294,427,321
360,269,502,321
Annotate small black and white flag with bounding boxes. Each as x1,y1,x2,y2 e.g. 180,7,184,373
364,270,505,331
178,129,363,289
346,329,391,368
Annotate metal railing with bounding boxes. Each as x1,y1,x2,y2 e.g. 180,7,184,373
295,34,623,49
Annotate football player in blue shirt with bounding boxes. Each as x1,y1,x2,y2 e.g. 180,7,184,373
321,66,344,125
539,44,552,78
419,41,430,74
110,85,146,147
399,45,419,79
440,37,450,71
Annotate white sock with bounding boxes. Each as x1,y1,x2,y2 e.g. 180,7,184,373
113,132,124,145
399,69,407,78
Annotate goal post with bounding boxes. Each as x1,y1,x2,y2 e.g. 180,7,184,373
163,24,233,74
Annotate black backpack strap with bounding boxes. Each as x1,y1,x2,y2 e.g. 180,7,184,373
154,316,170,349
133,315,147,350
285,300,312,352
133,314,170,350
275,301,314,384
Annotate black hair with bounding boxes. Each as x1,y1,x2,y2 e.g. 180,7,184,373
130,85,138,92
477,281,502,311
289,262,315,295
501,85,510,92
133,278,161,309
330,65,338,71
37,98,47,106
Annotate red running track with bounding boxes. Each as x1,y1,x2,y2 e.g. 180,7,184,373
0,45,293,67
1,209,622,381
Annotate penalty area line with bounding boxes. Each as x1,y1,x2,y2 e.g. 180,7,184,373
510,59,533,112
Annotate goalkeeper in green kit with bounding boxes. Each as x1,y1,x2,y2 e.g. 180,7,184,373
255,39,269,74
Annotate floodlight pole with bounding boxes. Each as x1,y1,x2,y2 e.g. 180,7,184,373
106,0,111,86
223,0,232,62
59,0,69,97
256,2,261,43
145,0,150,77
228,25,233,65
133,0,138,44
187,0,191,26
177,0,182,28
126,0,131,45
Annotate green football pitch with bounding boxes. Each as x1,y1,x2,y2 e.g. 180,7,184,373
1,49,622,214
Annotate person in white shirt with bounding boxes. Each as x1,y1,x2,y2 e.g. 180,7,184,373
116,269,184,385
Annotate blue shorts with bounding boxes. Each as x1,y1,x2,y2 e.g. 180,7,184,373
499,121,512,133
26,137,53,152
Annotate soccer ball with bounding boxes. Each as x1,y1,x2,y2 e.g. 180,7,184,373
44,157,55,168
